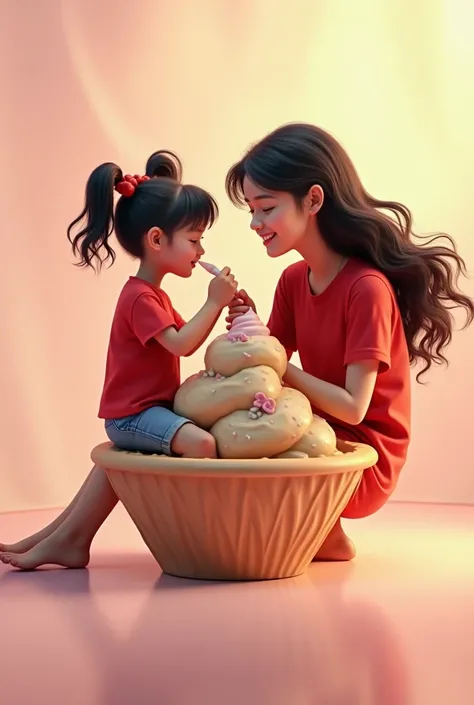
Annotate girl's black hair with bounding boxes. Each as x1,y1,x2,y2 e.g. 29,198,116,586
67,150,218,271
226,123,474,381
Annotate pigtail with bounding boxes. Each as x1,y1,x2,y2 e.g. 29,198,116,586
145,151,183,181
67,150,216,268
67,162,122,271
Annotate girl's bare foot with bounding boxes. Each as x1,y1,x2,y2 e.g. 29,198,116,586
0,522,77,555
0,534,50,555
313,519,356,562
0,465,118,570
0,522,76,554
0,467,99,555
0,535,90,571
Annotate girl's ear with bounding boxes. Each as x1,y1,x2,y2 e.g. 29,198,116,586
146,226,163,251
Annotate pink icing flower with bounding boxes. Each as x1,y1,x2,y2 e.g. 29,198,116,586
253,392,276,415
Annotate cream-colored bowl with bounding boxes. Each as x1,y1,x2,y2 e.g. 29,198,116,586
91,441,377,581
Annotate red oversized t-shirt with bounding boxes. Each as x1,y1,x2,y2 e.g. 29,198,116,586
267,259,411,517
98,277,185,419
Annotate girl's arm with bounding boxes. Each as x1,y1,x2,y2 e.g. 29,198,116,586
158,298,222,357
284,360,379,426
182,303,223,357
157,268,237,357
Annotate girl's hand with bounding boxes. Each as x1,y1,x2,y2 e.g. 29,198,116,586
208,267,238,309
225,289,256,330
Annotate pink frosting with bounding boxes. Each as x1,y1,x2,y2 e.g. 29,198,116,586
227,309,270,339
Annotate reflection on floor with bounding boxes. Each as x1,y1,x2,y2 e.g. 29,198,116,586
1,502,473,705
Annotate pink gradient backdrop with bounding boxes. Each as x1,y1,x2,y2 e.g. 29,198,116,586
1,0,473,512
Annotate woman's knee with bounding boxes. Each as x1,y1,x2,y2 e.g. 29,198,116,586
171,424,217,458
342,467,393,519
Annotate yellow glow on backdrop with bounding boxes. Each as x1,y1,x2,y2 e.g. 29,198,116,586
0,0,473,511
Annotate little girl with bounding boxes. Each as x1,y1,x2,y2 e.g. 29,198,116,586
225,123,474,561
0,150,237,570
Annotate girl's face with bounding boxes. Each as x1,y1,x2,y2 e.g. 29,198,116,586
147,226,206,277
243,176,315,258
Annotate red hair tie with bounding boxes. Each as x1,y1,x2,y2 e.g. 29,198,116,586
115,173,150,197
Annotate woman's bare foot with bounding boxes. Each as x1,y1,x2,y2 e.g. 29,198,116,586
313,519,356,562
0,535,90,571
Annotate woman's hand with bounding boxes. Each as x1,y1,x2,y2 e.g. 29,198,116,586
225,289,256,330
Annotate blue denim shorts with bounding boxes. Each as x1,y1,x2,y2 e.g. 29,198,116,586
104,406,193,456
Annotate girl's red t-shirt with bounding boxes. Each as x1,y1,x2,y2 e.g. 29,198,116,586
267,258,411,516
98,277,185,420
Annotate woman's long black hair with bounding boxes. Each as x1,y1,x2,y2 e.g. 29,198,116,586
226,123,473,381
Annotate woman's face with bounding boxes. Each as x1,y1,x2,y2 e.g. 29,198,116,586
243,176,313,258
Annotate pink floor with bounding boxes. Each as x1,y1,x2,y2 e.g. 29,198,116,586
1,502,473,705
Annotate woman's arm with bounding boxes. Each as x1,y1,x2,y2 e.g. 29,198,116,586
287,274,396,424
284,359,379,425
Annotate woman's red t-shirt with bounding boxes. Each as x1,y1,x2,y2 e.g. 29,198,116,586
98,277,185,420
267,258,411,517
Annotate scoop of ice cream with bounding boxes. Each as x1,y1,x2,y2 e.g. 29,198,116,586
273,414,338,459
205,335,287,380
274,450,309,459
173,366,282,430
211,388,313,459
228,309,270,339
